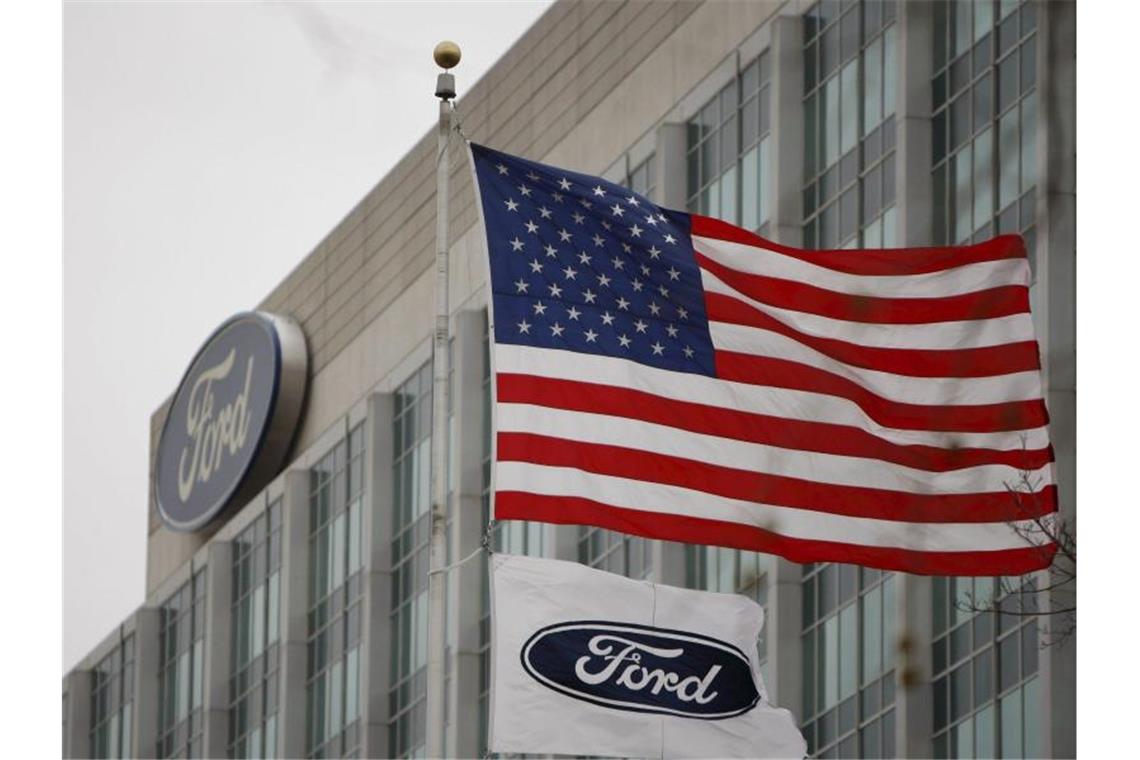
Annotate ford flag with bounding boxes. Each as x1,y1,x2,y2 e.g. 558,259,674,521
489,554,806,758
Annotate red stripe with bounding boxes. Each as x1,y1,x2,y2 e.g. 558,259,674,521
695,251,1030,325
496,374,1053,471
497,433,1059,523
690,214,1029,276
494,493,1057,576
705,292,1041,378
715,353,1050,433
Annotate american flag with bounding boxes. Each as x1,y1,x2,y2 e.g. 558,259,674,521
469,143,1057,576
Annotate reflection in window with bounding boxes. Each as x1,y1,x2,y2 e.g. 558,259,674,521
158,571,206,758
687,52,773,235
801,563,896,758
687,547,770,684
230,501,282,758
307,424,365,757
803,0,898,249
90,635,134,759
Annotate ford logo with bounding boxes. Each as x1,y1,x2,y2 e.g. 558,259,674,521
520,621,760,719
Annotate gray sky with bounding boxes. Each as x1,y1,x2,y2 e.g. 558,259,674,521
64,0,552,672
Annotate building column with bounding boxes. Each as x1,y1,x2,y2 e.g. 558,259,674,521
768,13,805,247
765,558,802,715
202,541,234,757
132,608,162,759
654,122,688,213
63,671,92,759
1035,2,1076,758
361,392,395,759
447,310,490,757
277,468,311,758
895,574,933,757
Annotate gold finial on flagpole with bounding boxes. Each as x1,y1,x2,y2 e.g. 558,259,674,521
433,40,461,69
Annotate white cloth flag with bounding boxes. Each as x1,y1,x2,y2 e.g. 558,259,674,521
489,553,807,759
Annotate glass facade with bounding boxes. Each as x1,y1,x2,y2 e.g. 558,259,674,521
578,526,652,579
932,0,1037,251
390,363,433,758
625,154,657,203
803,0,898,249
307,425,366,758
687,547,770,682
158,571,206,758
801,563,896,758
687,51,773,234
230,501,282,758
90,635,134,759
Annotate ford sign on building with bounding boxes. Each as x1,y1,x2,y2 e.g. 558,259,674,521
153,312,307,532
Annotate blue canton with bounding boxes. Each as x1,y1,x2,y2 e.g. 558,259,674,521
471,143,715,376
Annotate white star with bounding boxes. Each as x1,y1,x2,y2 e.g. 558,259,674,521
538,206,552,219
528,259,543,273
627,195,640,206
631,279,643,292
658,284,669,297
629,224,643,238
584,328,598,343
657,213,668,223
666,324,679,338
648,246,661,259
548,282,563,298
517,319,531,333
667,266,680,280
526,171,540,181
525,220,539,234
558,228,572,242
496,163,508,175
592,233,605,247
601,220,612,231
509,237,525,251
551,322,565,337
578,251,592,265
583,289,598,304
621,242,632,253
651,342,665,356
533,301,547,316
552,192,564,203
634,319,648,334
677,307,689,320
664,233,677,244
505,198,519,211
618,334,632,348
648,301,661,316
544,244,558,258
562,266,578,280
616,296,630,311
597,273,611,288
558,177,572,190
683,345,695,359
567,306,581,321
514,278,529,294
601,311,616,326
640,264,651,277
610,204,625,217
645,215,658,226
592,185,606,197
612,257,625,271
580,198,593,209
572,211,586,225
518,184,532,197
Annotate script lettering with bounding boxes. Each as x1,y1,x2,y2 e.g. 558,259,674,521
572,634,722,704
177,350,255,502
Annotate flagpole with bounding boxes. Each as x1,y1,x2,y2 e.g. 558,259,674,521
427,40,460,759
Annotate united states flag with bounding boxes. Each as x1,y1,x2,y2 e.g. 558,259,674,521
469,143,1057,576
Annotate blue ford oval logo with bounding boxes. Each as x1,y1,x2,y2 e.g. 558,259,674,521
521,621,760,719
154,312,307,532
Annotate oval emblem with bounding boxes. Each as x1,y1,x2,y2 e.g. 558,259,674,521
154,312,307,532
521,621,760,719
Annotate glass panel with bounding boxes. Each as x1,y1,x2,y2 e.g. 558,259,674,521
863,585,882,680
956,716,975,760
839,604,857,699
973,127,993,232
954,146,973,243
268,572,280,646
825,76,840,167
1024,676,1042,758
840,60,858,154
999,107,1020,209
741,146,758,231
720,166,738,225
883,26,897,116
1021,92,1037,190
864,37,882,135
825,615,839,708
1000,688,1023,758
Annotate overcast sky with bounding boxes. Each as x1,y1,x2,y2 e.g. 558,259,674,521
63,0,552,672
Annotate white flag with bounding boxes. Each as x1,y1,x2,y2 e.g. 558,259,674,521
489,553,807,759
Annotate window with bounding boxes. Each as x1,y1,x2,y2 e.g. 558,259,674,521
90,635,133,759
230,501,282,758
158,571,206,758
931,577,1041,758
578,526,653,579
687,52,773,234
803,0,898,249
389,363,433,758
307,425,366,758
801,563,896,758
625,154,657,203
931,0,1037,250
687,547,770,682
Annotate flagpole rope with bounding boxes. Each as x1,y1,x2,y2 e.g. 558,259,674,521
426,521,496,577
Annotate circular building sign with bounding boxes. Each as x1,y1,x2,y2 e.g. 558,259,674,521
154,312,308,532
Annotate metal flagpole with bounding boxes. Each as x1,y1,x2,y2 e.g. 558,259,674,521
427,40,460,759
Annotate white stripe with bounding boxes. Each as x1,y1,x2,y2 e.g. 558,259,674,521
495,344,1051,449
710,321,1043,405
701,269,1037,350
693,234,1030,298
496,461,1044,553
496,403,1054,494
